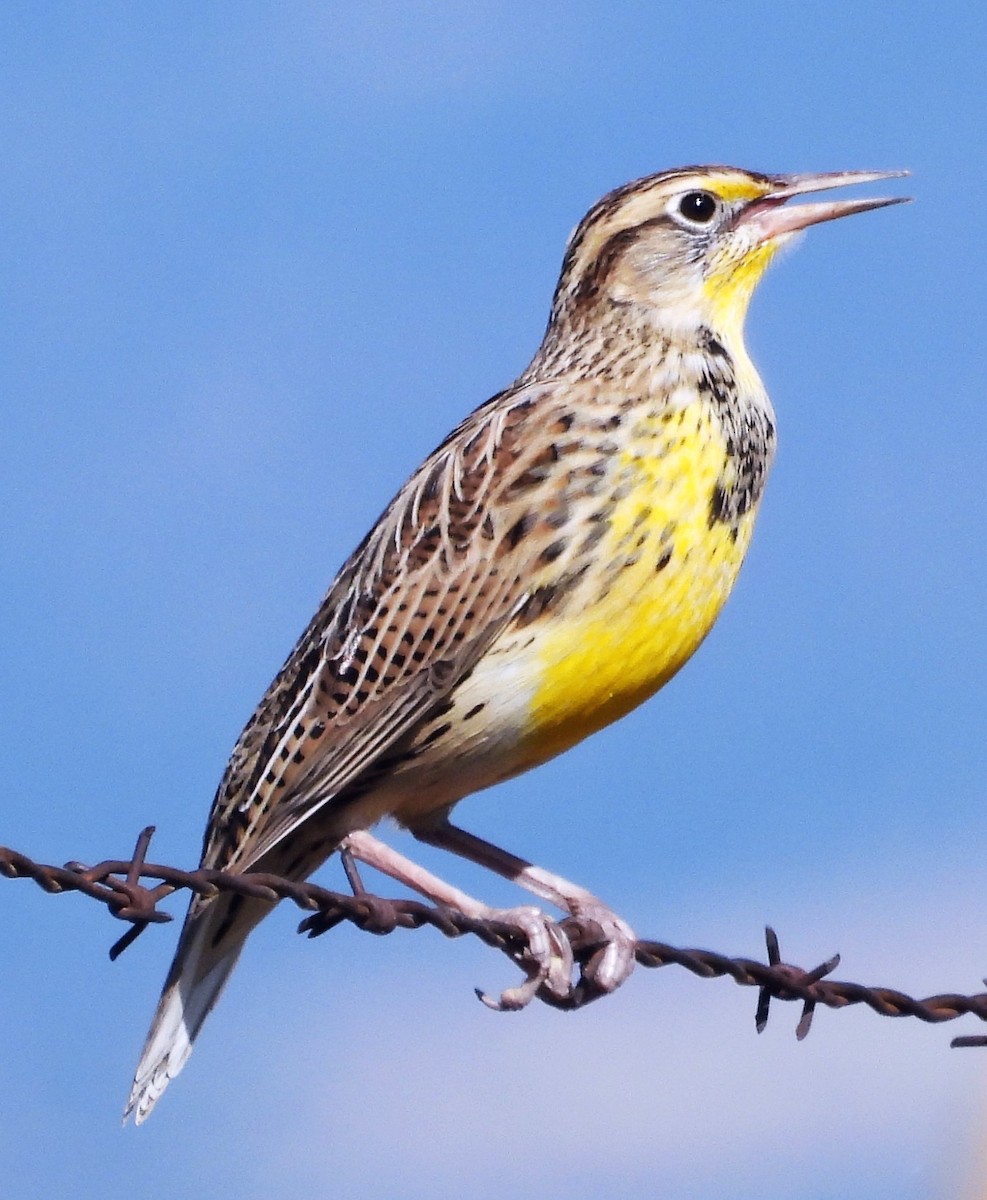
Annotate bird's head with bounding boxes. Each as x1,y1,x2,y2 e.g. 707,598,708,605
550,166,909,346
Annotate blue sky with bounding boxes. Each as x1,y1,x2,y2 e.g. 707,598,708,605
1,3,985,1197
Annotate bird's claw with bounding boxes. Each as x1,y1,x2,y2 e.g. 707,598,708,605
566,902,638,999
475,901,638,1011
476,906,575,1011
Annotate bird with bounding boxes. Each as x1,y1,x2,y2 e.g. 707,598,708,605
126,164,908,1123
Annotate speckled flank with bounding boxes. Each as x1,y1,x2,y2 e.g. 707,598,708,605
351,330,776,811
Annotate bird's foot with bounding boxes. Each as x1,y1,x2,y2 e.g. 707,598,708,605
340,829,636,1011
478,902,637,1011
558,901,638,1005
477,905,575,1011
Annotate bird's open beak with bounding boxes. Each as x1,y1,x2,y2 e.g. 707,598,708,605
738,169,911,243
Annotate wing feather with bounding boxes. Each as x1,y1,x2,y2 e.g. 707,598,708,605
198,378,593,876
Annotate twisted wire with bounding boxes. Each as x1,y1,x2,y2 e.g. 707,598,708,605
2,828,985,1044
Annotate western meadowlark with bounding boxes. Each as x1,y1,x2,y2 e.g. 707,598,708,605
126,165,907,1123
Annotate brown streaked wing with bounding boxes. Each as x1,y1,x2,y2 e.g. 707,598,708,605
197,377,592,876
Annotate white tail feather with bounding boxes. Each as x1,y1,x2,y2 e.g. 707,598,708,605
124,903,249,1125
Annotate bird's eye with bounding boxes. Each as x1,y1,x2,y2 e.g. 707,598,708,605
677,191,718,225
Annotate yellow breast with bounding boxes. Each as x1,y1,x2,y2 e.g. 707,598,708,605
517,398,758,769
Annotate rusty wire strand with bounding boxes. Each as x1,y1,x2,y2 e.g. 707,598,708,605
2,827,986,1044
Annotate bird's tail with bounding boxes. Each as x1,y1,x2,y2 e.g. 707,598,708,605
124,892,269,1125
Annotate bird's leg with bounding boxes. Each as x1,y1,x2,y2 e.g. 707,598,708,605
341,829,574,1010
411,820,637,999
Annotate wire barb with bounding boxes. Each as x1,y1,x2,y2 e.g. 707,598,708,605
3,831,987,1045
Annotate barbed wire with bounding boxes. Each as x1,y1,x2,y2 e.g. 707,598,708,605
2,826,986,1045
